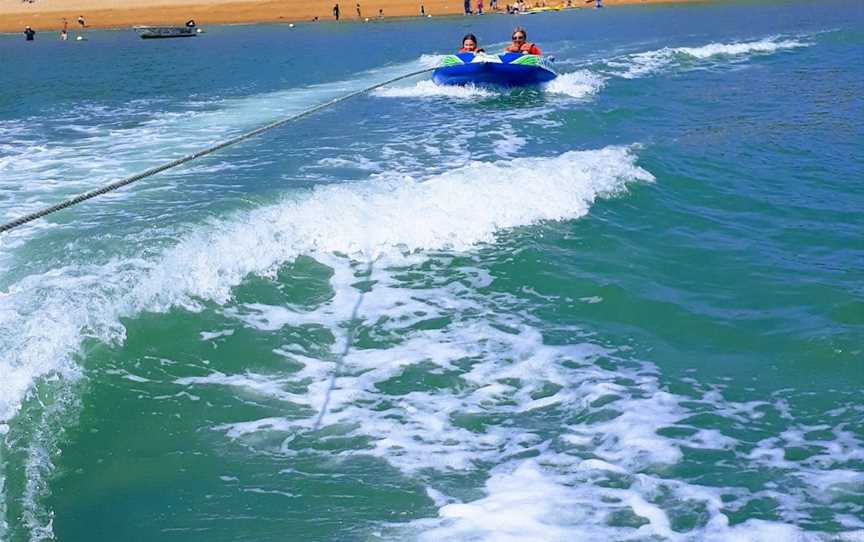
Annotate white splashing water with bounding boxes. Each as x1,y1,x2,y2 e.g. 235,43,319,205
605,37,809,79
0,146,651,435
375,80,498,99
378,36,804,102
0,57,435,240
0,146,651,539
184,250,863,542
543,69,606,99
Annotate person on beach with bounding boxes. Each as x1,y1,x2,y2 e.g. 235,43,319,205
464,0,471,14
377,8,383,18
505,27,542,55
420,2,425,15
356,2,361,18
459,33,484,53
24,26,36,40
476,0,483,14
75,14,86,39
60,17,68,40
333,3,340,20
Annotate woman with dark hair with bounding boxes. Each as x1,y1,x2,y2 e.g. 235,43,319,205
459,33,485,53
504,26,542,55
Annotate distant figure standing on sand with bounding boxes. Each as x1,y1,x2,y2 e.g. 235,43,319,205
464,0,471,14
356,2,361,18
24,26,36,41
420,2,425,15
333,3,340,20
60,18,68,40
76,15,86,39
377,8,383,18
476,0,483,14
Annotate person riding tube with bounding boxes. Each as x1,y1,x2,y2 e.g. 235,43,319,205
504,26,541,55
459,33,485,53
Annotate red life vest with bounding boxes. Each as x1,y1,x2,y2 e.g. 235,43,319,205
504,43,542,55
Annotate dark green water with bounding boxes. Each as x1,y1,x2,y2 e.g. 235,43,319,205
1,1,862,540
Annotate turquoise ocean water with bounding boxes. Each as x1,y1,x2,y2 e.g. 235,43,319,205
1,0,862,539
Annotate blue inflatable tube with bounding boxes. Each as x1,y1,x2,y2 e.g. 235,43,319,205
432,52,557,87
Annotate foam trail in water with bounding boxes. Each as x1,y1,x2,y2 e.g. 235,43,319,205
0,146,652,433
605,36,808,79
196,255,864,541
0,56,435,240
543,70,606,99
379,36,803,102
374,80,497,99
0,147,651,538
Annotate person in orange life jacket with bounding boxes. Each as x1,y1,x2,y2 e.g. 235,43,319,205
504,26,541,55
459,34,485,53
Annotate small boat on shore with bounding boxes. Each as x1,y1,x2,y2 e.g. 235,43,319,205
134,25,199,39
433,52,557,87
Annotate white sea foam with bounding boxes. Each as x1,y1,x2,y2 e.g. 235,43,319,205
200,329,235,341
0,57,435,242
676,39,807,59
135,146,651,305
543,69,606,99
0,145,648,541
376,69,603,101
489,123,526,158
0,146,650,434
185,254,861,542
374,80,497,99
312,155,383,172
176,372,308,404
2,145,644,538
605,37,808,79
197,254,861,541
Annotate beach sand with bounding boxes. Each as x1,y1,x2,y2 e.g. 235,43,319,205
1,0,702,34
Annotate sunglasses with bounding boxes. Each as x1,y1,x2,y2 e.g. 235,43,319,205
512,35,525,40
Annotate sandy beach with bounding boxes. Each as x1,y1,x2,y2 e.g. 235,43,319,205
1,0,703,33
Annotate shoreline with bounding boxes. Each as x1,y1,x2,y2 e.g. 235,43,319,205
0,0,706,34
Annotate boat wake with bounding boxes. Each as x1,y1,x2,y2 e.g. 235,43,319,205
0,145,651,436
602,36,809,79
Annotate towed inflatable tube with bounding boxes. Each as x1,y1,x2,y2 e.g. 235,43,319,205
432,52,557,87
